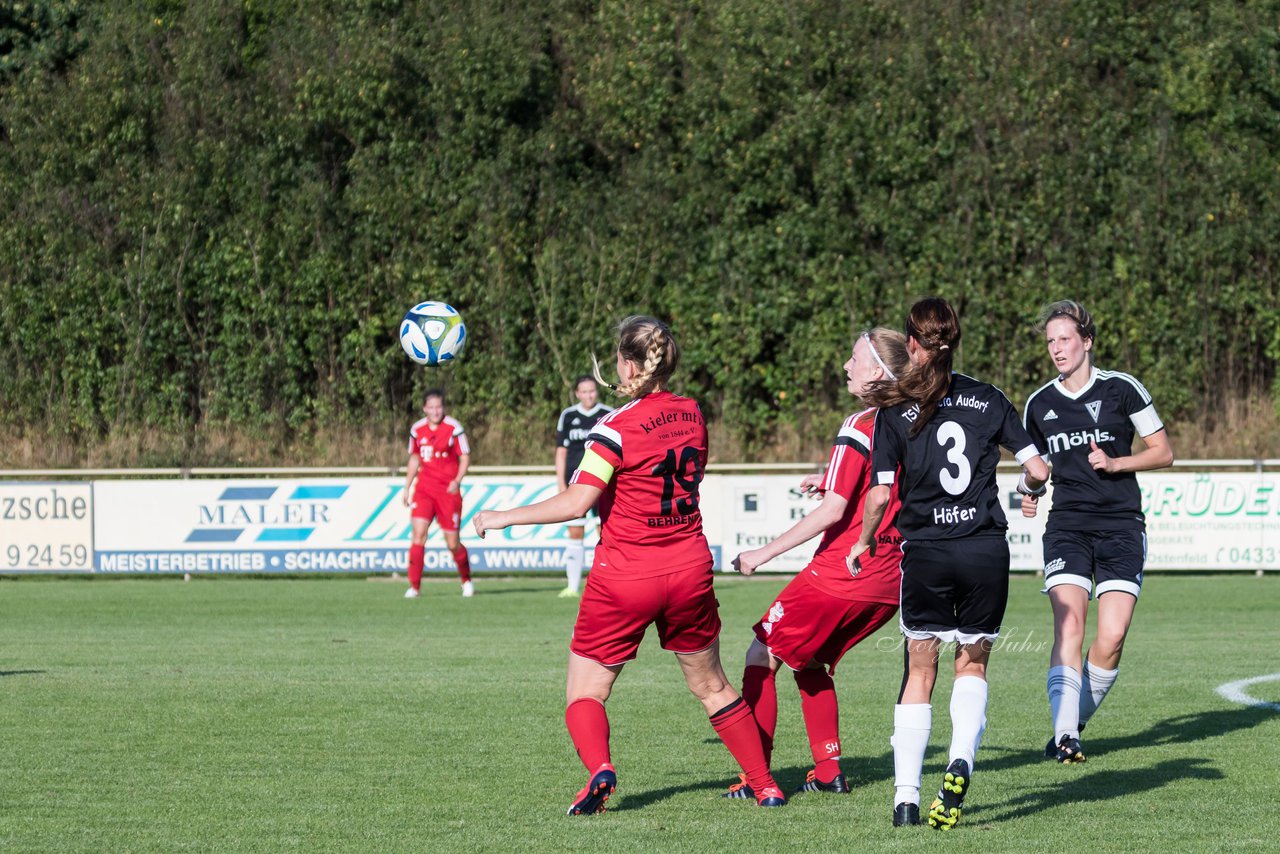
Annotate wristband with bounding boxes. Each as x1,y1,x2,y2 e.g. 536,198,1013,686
1016,472,1047,498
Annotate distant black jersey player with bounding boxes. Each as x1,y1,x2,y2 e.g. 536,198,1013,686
554,376,613,597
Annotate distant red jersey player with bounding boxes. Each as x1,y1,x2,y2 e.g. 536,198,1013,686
726,328,908,802
473,315,786,815
402,388,472,598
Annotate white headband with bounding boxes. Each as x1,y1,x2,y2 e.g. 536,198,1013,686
862,333,897,380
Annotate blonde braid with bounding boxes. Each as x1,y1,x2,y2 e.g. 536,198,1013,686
625,327,664,396
606,315,680,398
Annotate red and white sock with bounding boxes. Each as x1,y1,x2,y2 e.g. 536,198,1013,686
795,667,842,783
407,544,424,590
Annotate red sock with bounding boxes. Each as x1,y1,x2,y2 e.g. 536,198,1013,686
794,667,841,783
451,545,471,583
408,544,424,590
741,665,777,766
565,698,611,772
710,698,776,795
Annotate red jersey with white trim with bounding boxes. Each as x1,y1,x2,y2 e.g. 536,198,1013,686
408,416,470,490
571,390,711,580
805,408,903,605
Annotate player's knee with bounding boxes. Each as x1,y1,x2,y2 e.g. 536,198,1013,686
566,687,610,706
1055,614,1087,642
1092,630,1126,662
683,671,731,703
686,676,727,701
906,667,936,696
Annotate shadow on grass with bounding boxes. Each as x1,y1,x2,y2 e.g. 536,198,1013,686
667,705,1275,817
611,763,816,811
978,756,1224,823
0,670,46,677
691,706,1277,803
978,706,1279,776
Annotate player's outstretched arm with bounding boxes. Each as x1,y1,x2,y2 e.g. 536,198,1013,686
473,483,603,538
733,490,848,575
846,485,891,573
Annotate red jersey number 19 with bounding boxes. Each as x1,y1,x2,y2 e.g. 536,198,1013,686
651,447,704,516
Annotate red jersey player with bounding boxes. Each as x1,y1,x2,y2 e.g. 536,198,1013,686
724,328,909,801
402,389,472,598
472,316,786,815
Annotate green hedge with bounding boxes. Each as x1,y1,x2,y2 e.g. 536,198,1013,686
2,0,1277,458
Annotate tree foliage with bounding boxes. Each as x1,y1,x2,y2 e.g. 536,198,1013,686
2,0,1278,462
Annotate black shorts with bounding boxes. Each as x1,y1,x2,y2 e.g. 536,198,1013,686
899,535,1010,643
1042,528,1146,600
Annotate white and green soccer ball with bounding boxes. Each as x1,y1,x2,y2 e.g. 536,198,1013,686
399,301,467,366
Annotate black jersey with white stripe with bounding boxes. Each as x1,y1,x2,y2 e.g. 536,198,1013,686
556,403,614,476
1023,367,1163,532
871,374,1042,541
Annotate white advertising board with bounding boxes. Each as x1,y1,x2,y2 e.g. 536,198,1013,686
0,483,94,572
716,473,1048,572
1141,472,1280,570
3,471,1277,574
90,477,724,574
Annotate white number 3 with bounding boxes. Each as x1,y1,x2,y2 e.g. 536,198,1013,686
937,421,972,495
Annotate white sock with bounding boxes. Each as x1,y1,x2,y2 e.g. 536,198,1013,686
892,703,931,806
564,541,584,593
948,675,988,771
1048,665,1083,740
1079,658,1118,726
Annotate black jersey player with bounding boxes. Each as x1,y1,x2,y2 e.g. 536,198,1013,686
554,376,613,597
848,297,1048,830
1022,300,1174,764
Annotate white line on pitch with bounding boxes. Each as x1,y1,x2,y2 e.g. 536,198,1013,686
1216,672,1280,712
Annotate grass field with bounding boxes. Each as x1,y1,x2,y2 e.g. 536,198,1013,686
1,573,1277,853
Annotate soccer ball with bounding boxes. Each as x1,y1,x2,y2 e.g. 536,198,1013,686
399,301,466,366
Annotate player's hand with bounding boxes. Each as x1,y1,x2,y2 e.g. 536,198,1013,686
799,474,825,497
446,479,461,494
472,511,496,539
402,489,412,508
1088,440,1114,473
1021,494,1039,518
732,549,765,576
846,541,871,576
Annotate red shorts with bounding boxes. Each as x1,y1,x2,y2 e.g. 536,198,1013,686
570,562,720,666
410,487,462,531
753,572,897,673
